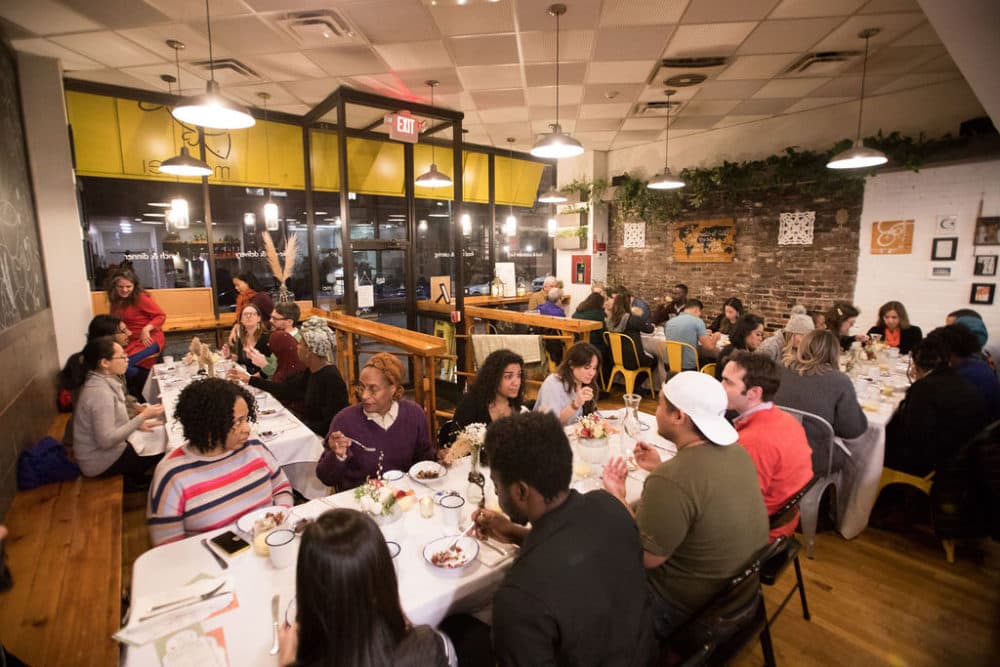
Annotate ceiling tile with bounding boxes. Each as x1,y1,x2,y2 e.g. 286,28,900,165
346,73,413,99
525,62,587,87
531,119,576,134
637,85,700,102
575,118,623,131
600,0,691,26
457,64,522,91
811,13,925,53
374,41,453,71
117,24,220,62
120,62,207,93
574,130,617,145
694,79,766,99
770,0,866,19
429,1,515,36
10,38,102,71
304,46,387,77
520,30,595,62
681,98,741,115
783,96,851,113
448,34,519,67
612,129,662,144
0,0,104,35
586,61,654,84
477,106,531,123
912,52,960,74
582,83,644,104
530,105,580,122
398,68,463,95
282,77,344,104
892,22,941,48
713,115,771,128
593,25,674,61
620,117,667,131
225,83,299,108
727,98,798,115
843,45,946,75
515,0,602,32
271,104,311,116
809,75,893,97
247,53,329,82
737,17,844,55
670,115,723,130
525,85,583,107
484,122,533,142
663,22,758,58
471,89,526,109
578,102,633,119
0,17,32,39
342,0,440,44
860,0,921,13
143,0,251,23
51,31,164,68
717,54,797,80
63,68,156,89
202,16,298,56
752,77,829,97
870,71,960,95
682,0,782,23
60,0,169,30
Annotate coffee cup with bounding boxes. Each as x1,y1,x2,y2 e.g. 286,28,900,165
265,528,297,569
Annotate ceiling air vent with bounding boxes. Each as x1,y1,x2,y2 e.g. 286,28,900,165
661,56,729,69
664,73,706,87
191,58,259,80
648,56,728,87
275,10,361,47
635,99,683,116
785,50,861,75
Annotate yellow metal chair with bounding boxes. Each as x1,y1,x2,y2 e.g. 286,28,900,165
663,340,699,373
432,320,456,381
700,362,716,376
877,468,956,563
603,332,656,397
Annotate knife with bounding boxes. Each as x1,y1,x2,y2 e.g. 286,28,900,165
137,589,230,623
268,594,280,655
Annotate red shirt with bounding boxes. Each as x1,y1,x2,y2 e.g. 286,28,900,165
735,405,814,541
111,292,166,369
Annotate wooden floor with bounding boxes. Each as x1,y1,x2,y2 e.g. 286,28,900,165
121,386,1000,666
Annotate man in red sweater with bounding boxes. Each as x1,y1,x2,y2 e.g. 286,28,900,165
722,351,814,540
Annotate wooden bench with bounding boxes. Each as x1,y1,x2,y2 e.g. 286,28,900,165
0,428,123,667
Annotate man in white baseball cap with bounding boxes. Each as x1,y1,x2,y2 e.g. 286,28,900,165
603,371,768,640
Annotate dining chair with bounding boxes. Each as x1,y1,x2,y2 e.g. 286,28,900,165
603,331,656,397
876,468,956,563
663,340,699,373
700,362,716,376
760,477,817,630
776,406,841,558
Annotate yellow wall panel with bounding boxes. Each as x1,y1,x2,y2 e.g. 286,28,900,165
495,156,545,207
310,129,340,192
65,91,124,176
462,151,490,204
348,137,404,196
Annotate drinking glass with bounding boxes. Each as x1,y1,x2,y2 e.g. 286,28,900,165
622,394,643,450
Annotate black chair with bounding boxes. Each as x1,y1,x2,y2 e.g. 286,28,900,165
760,477,817,628
665,544,779,667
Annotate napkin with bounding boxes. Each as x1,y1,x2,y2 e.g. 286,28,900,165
114,577,234,646
476,538,517,568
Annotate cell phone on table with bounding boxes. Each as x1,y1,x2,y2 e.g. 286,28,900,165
210,530,250,556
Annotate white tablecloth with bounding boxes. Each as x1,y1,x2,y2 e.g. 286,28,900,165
142,363,329,500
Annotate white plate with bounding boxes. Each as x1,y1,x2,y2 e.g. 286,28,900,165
423,535,479,573
409,461,447,485
234,506,289,535
382,469,405,482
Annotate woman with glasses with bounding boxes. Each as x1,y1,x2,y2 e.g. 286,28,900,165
223,303,276,377
71,337,166,488
106,268,166,397
229,317,349,436
147,377,293,546
317,352,436,491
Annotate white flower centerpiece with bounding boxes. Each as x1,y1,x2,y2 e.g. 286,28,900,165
573,414,611,465
354,478,400,524
442,422,487,466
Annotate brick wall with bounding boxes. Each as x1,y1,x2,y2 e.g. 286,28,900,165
608,191,864,331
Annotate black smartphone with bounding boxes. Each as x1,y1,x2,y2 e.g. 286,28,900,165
210,530,250,556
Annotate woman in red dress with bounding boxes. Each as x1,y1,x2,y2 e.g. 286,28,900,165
107,268,165,397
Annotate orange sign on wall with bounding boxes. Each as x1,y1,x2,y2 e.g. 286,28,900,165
870,220,914,255
673,218,736,263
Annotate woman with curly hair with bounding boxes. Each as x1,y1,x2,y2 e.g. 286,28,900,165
867,300,922,354
533,342,602,425
147,378,292,546
317,352,436,491
454,349,526,429
107,268,166,396
223,302,276,377
278,509,451,667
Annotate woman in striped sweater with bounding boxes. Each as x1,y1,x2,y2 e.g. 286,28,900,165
147,378,292,546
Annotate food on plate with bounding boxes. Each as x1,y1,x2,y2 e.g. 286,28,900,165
394,489,416,511
431,544,467,568
260,408,277,416
416,469,441,480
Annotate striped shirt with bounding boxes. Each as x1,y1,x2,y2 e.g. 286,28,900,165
147,440,293,546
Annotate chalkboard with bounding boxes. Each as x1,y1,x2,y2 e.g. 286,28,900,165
0,41,48,331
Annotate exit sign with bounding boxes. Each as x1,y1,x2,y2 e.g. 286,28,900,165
385,110,423,143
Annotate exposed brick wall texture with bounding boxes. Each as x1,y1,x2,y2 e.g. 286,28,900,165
608,191,864,332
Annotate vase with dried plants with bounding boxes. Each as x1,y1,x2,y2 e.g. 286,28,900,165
262,231,298,303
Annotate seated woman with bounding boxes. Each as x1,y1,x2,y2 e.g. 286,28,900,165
533,342,601,425
606,291,656,372
454,350,526,428
708,297,743,335
147,378,293,546
758,306,814,363
107,268,166,398
223,303,276,377
825,301,868,351
867,301,922,355
715,313,765,378
774,329,868,440
317,353,436,491
71,337,165,487
884,333,990,477
278,509,451,667
538,288,566,317
229,317,349,437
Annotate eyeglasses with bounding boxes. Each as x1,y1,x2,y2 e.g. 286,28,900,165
270,314,288,321
231,415,251,429
352,382,390,398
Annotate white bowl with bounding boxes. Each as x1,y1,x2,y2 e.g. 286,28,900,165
577,437,609,465
422,535,479,574
235,506,290,536
409,461,447,486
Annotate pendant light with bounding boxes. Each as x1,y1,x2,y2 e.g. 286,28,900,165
547,217,558,237
647,90,685,190
415,80,454,188
530,4,584,159
168,197,190,229
504,137,517,237
172,0,255,130
161,40,213,177
460,213,472,236
258,92,280,231
827,28,887,170
538,185,568,204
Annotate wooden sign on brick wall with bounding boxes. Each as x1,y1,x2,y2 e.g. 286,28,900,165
870,220,914,255
673,218,736,263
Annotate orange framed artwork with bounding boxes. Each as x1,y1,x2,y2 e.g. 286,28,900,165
673,218,736,263
870,220,914,255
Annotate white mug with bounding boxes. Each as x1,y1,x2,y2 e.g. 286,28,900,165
265,529,297,569
439,494,465,531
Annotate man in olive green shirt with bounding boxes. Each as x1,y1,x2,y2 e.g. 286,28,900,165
604,371,769,639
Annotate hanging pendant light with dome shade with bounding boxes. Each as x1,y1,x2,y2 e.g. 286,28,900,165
530,4,584,159
171,0,255,130
827,28,888,170
415,80,454,188
647,90,685,190
160,40,212,178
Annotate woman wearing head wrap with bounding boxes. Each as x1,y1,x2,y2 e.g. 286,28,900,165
317,352,436,491
228,317,348,436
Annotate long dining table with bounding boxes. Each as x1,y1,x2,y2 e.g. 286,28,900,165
119,409,673,666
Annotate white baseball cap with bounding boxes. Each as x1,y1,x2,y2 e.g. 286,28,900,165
661,371,738,446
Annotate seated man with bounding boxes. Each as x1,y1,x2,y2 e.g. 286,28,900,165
721,352,814,540
528,275,558,310
663,298,719,370
473,411,656,665
268,301,301,340
666,283,688,319
603,372,768,639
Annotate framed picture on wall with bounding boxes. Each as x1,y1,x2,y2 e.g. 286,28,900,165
970,283,996,305
930,237,958,261
974,216,1000,245
928,265,953,280
934,215,958,236
974,255,998,276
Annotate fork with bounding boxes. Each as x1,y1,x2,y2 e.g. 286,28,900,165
148,580,226,612
348,437,377,452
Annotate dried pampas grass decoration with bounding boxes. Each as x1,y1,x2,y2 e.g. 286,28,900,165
262,231,298,285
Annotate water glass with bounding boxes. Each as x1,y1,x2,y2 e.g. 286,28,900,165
439,494,465,531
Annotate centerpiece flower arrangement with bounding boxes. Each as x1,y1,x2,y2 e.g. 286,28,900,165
354,478,398,517
573,414,611,441
442,422,487,465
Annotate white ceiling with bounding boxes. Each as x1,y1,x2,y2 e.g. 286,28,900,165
0,0,977,154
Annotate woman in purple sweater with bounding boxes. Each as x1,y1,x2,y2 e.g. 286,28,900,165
317,352,436,491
